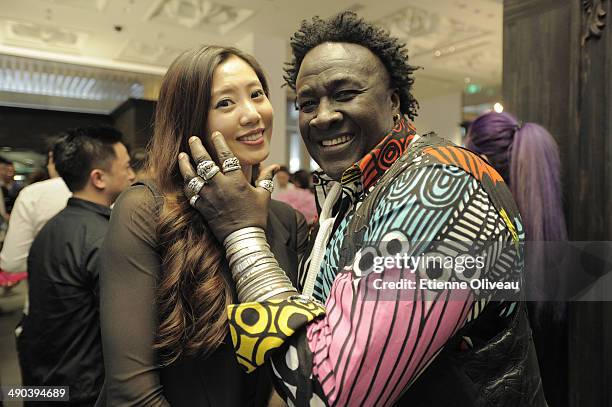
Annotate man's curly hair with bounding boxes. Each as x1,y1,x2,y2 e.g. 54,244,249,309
284,11,419,120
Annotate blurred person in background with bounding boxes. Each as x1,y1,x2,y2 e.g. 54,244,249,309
0,137,71,274
0,158,9,220
274,169,317,225
95,45,307,407
130,147,148,181
0,159,19,213
17,126,134,406
271,165,293,199
292,169,312,190
25,169,49,185
466,111,567,407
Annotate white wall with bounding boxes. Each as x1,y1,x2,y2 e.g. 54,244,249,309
413,92,463,145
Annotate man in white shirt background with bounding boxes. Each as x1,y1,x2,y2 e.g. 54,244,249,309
0,140,71,274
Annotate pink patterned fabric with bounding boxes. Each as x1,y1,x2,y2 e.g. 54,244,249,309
306,269,473,406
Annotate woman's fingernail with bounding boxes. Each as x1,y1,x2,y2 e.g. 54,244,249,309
178,153,185,159
189,136,198,143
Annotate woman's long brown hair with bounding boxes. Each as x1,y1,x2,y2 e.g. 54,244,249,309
145,45,270,364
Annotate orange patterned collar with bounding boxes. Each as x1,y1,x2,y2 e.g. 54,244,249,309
342,117,418,191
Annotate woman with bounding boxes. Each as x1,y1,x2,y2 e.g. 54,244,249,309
466,112,568,296
95,46,307,406
466,111,567,406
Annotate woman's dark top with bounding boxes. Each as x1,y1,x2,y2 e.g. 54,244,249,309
95,184,308,406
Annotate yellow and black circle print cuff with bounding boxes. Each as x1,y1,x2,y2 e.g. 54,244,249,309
227,298,326,373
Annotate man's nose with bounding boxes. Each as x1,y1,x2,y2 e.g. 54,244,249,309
309,100,342,130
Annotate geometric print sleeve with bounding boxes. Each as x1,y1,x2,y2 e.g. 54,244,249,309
226,297,325,373
229,164,523,407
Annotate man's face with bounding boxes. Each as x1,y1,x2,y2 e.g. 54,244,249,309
275,170,290,188
104,143,135,202
295,42,399,180
5,164,14,183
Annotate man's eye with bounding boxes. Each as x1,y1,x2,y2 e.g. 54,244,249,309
297,100,317,112
335,90,359,101
215,99,232,108
251,89,265,98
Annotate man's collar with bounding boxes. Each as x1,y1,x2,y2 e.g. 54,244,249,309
67,197,111,219
312,118,417,211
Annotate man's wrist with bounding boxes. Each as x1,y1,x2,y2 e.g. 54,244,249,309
224,227,296,302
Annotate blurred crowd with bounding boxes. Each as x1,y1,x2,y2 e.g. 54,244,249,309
271,166,317,225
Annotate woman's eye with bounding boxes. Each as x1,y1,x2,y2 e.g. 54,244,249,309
215,99,232,108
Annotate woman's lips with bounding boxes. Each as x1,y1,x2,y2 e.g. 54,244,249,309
237,131,264,146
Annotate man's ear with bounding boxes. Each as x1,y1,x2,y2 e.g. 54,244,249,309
90,169,106,190
390,88,400,114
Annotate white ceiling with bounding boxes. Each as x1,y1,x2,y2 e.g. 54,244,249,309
0,0,503,105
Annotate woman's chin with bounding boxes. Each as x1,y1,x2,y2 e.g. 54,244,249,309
236,150,269,166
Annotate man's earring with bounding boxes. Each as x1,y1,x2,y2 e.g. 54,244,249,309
393,113,401,124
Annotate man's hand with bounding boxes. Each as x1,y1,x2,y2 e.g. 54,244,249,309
177,132,278,242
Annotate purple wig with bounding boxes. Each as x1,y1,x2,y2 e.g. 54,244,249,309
466,111,567,242
467,112,568,320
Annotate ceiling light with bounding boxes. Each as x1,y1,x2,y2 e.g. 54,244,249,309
493,102,504,113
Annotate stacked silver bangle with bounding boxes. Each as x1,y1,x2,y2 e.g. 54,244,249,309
223,227,296,302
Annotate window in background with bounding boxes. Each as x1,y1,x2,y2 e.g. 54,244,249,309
286,98,317,172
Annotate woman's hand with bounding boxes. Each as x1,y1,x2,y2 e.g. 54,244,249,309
178,132,278,242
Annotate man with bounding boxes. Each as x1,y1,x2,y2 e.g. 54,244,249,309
0,141,71,273
178,12,545,406
17,126,134,406
0,158,19,213
271,165,293,199
0,157,10,220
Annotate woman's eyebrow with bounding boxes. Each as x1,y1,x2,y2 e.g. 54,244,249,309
211,80,261,98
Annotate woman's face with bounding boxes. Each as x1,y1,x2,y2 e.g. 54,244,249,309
206,55,273,166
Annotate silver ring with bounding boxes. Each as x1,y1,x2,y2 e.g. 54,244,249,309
189,195,199,207
186,177,206,195
222,157,241,173
202,165,220,182
257,179,274,194
196,160,217,178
